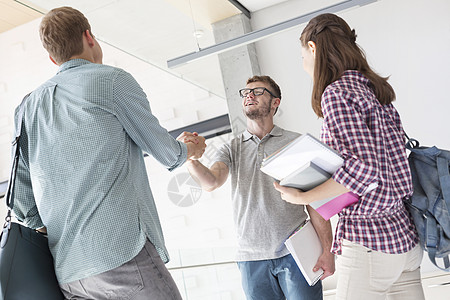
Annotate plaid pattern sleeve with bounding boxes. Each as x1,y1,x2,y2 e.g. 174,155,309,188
320,70,418,255
321,87,380,196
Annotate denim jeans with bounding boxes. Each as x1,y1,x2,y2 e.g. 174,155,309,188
59,239,182,300
237,254,323,300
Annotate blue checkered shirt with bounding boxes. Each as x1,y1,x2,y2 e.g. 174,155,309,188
321,70,419,255
12,59,187,283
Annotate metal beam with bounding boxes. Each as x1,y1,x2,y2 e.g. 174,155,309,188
228,0,251,19
167,0,377,68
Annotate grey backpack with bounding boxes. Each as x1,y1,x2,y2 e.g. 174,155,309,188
405,137,450,271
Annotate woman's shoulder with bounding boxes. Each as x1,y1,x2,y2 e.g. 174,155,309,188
322,72,378,115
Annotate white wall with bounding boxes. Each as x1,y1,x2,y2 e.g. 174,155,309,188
251,0,450,150
250,0,450,279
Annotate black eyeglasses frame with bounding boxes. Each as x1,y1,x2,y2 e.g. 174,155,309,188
238,87,277,98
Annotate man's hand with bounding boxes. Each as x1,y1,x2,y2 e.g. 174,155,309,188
177,131,200,144
314,250,335,281
305,205,335,281
177,131,206,160
36,226,47,234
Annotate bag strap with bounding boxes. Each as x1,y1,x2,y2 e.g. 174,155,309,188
425,214,450,271
404,130,420,150
4,94,30,224
436,154,450,271
437,156,450,209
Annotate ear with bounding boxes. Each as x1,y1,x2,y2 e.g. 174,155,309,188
49,55,59,66
84,29,95,47
307,41,316,57
272,97,281,110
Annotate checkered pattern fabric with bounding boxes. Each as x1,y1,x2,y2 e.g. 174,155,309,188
320,70,418,255
12,59,187,283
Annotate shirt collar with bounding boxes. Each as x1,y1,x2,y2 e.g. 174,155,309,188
57,59,92,74
341,70,370,86
242,125,283,141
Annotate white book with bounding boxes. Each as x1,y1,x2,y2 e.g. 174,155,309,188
261,133,343,181
284,220,323,286
263,133,361,220
279,161,331,190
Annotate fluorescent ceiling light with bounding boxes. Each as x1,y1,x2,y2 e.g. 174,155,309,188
167,0,377,68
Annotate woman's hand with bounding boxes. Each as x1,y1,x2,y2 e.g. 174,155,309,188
273,181,309,205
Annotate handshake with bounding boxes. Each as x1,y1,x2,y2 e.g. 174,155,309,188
177,131,206,160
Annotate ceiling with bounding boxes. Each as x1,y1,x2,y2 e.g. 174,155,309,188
0,0,291,129
0,0,41,33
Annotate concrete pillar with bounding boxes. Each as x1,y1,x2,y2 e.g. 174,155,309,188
212,14,261,137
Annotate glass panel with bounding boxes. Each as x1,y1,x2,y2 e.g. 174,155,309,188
169,259,245,300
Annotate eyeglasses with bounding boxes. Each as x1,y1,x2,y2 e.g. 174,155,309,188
238,87,277,98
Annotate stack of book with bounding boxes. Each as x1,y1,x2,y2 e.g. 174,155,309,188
260,133,359,220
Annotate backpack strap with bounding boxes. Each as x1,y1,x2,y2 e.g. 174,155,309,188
405,137,419,150
426,217,450,271
425,154,450,271
437,156,450,210
435,155,450,270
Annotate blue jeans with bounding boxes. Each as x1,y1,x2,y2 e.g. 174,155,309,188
237,254,322,300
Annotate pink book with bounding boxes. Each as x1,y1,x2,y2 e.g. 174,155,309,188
310,192,359,220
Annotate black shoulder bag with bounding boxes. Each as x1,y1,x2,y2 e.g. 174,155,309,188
0,94,64,299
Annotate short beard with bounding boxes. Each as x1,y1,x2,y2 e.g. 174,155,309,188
244,99,272,120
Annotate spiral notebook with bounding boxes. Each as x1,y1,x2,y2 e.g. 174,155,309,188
284,220,323,286
261,133,343,181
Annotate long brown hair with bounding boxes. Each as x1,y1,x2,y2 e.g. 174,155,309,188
300,13,395,118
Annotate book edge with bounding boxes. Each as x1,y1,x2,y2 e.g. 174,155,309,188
284,221,324,286
279,161,331,190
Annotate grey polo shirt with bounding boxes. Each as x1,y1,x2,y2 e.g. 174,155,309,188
214,125,308,261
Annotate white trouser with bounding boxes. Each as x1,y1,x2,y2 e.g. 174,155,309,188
336,239,425,300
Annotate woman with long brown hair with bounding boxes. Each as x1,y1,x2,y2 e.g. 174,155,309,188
274,13,425,299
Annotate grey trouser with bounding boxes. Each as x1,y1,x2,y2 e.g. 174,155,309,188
59,239,182,300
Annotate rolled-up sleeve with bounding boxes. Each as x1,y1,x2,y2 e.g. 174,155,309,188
321,88,379,196
112,70,187,171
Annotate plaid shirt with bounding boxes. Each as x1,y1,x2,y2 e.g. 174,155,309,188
321,70,418,255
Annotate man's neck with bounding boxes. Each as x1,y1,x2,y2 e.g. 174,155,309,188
70,53,95,64
246,117,275,140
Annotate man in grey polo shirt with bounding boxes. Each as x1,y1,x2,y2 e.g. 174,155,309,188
181,75,335,299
